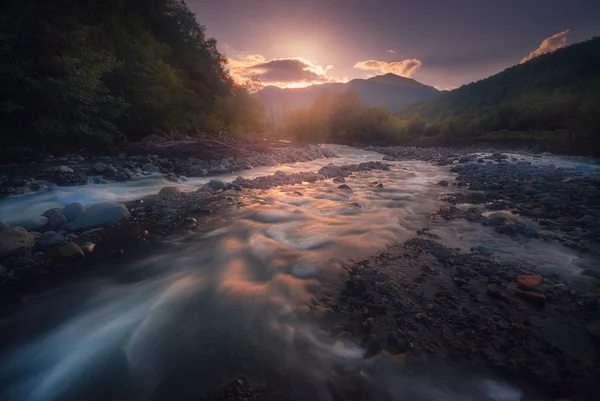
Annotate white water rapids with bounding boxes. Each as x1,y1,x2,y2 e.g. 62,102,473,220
0,146,597,401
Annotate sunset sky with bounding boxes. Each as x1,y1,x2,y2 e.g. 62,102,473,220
188,0,600,89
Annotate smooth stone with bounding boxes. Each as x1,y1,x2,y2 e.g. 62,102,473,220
158,186,183,201
42,208,68,231
18,216,49,231
55,242,85,260
485,212,509,226
91,162,108,173
517,275,543,290
537,264,564,279
141,163,159,173
471,245,493,256
37,231,66,249
515,290,546,307
0,227,36,259
206,179,226,191
62,202,86,221
67,203,131,230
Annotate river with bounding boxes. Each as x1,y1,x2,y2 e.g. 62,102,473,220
0,146,597,401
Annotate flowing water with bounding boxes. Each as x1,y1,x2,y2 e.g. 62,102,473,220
0,146,598,401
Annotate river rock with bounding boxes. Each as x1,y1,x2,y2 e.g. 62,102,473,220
158,186,182,201
62,202,86,221
42,208,68,231
333,176,345,183
485,212,509,226
515,289,546,307
206,179,226,191
0,227,36,260
464,192,486,203
318,164,346,178
91,162,108,174
471,245,493,256
67,203,131,230
517,275,543,290
537,264,564,279
142,163,159,173
19,216,49,231
37,231,66,249
55,242,85,260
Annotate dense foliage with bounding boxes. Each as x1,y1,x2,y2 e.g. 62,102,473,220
396,37,600,153
0,0,265,157
281,90,410,145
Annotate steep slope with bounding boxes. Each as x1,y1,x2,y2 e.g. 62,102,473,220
396,37,600,133
258,74,438,113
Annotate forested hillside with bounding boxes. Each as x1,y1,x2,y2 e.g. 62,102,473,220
396,37,600,151
0,0,265,157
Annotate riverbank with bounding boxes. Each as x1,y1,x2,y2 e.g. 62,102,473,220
323,150,600,401
0,145,598,401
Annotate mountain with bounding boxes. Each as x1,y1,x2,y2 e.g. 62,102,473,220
396,37,600,137
258,74,438,113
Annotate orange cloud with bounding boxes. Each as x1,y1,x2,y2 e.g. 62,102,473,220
227,55,335,88
520,29,569,64
353,59,422,78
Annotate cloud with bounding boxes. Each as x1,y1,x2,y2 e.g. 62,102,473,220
353,59,422,78
520,29,569,64
227,55,335,88
386,49,397,54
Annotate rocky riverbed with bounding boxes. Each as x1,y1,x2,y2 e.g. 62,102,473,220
0,145,598,401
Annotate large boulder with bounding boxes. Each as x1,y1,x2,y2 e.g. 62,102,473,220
62,202,86,221
158,186,183,201
18,216,49,231
206,179,226,191
318,164,346,178
0,227,36,260
67,203,131,230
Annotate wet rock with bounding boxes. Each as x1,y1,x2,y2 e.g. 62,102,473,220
318,164,346,178
485,212,510,226
62,202,86,221
0,227,36,259
464,192,486,203
517,275,543,290
537,265,563,279
81,242,96,255
195,190,213,200
206,179,226,191
67,203,131,230
55,242,84,260
338,184,353,191
4,256,34,268
141,163,159,173
37,231,66,249
333,176,345,183
91,162,108,174
437,180,449,186
158,186,183,201
18,216,49,231
515,290,546,307
42,208,68,231
578,215,598,228
471,245,493,256
542,197,562,210
363,335,382,358
375,183,384,189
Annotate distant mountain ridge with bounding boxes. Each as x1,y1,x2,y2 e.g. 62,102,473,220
396,37,600,133
258,73,438,113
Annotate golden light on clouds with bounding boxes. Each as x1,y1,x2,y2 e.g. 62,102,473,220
353,59,423,78
227,55,336,88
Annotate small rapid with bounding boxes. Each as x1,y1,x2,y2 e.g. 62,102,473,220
0,146,597,401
